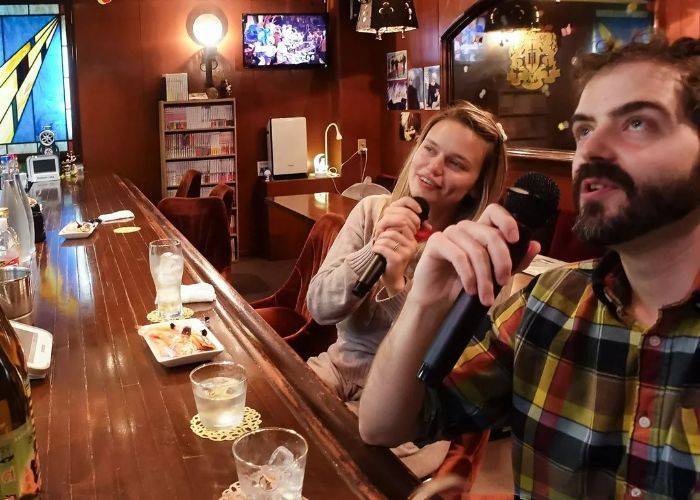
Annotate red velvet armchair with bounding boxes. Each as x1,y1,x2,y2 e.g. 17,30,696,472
157,197,232,274
176,169,202,198
209,182,234,221
251,213,345,360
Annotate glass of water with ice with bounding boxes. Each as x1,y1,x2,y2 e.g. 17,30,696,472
232,428,308,500
190,362,247,429
149,239,184,320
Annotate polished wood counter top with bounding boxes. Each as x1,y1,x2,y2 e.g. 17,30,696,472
266,192,358,223
22,175,417,498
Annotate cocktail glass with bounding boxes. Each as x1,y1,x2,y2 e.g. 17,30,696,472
232,428,308,500
190,361,247,429
148,238,183,320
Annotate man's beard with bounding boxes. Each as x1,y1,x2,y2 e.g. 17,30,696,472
572,160,700,246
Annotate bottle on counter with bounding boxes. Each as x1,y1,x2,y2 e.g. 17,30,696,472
0,159,34,267
1,155,34,249
0,207,20,268
0,305,41,498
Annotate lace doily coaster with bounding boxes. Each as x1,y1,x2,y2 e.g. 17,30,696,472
190,407,262,441
146,307,194,323
219,482,307,500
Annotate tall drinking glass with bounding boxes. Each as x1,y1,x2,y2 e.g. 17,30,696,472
232,428,308,500
149,239,184,320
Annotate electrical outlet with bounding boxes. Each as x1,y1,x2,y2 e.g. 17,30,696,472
357,139,367,152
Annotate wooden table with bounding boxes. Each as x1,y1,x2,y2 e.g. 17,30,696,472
21,175,417,498
264,193,358,259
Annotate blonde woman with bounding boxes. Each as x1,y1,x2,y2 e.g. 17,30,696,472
305,101,508,478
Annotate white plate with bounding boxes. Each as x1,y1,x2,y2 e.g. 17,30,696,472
59,221,97,239
138,318,224,367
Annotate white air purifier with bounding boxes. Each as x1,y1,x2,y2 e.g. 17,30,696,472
267,117,308,177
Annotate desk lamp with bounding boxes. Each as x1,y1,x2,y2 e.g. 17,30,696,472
321,122,343,175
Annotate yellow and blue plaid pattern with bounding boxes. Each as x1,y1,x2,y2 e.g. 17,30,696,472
421,252,700,498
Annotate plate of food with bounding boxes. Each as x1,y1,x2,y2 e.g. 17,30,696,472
59,220,98,239
138,318,224,367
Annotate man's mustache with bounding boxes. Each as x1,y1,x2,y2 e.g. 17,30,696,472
573,160,636,203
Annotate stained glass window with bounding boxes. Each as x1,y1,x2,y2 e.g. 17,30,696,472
0,3,73,155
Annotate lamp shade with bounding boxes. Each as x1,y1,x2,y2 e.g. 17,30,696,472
192,13,224,47
356,0,419,39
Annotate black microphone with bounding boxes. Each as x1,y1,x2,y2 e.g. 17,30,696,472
352,196,430,298
417,173,560,386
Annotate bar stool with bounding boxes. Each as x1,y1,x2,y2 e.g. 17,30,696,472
176,169,202,198
157,197,231,274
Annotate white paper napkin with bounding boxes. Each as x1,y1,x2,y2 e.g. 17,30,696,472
181,283,216,303
155,283,216,304
98,210,135,222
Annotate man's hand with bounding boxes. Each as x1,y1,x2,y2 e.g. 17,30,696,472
409,204,541,307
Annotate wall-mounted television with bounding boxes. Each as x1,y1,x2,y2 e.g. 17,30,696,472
243,14,328,68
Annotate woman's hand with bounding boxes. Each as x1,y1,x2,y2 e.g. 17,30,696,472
409,204,540,307
372,197,427,293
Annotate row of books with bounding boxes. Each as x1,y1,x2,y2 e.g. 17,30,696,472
166,159,237,187
164,105,234,130
165,131,235,159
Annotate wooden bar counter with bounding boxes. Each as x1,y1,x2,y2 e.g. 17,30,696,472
20,175,418,499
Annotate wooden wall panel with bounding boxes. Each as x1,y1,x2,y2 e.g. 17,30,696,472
72,0,383,257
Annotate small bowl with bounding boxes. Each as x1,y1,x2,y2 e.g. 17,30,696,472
0,267,33,319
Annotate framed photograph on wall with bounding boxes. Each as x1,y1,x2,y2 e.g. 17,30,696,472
424,65,441,110
387,50,408,81
387,80,408,110
407,68,424,110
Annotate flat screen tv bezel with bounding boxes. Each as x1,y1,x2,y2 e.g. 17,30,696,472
242,13,329,69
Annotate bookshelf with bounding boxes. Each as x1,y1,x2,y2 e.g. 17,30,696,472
158,98,239,259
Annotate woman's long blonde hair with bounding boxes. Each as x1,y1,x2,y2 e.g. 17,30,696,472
388,101,508,223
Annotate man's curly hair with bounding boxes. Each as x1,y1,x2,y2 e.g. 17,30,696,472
573,35,700,128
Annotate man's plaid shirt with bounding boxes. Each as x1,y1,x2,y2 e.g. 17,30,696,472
421,252,700,498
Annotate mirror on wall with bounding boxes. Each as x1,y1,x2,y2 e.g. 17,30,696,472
443,0,655,156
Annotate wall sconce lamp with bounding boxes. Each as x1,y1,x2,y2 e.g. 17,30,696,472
187,8,228,88
316,122,342,175
356,0,419,40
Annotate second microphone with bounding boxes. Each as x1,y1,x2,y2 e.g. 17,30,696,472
352,196,430,297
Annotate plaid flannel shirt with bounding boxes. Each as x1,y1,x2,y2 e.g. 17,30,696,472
421,252,700,498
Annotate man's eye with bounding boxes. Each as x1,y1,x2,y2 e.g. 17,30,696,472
423,145,435,153
575,125,592,139
629,118,645,130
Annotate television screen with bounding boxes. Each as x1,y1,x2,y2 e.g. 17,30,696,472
243,14,328,68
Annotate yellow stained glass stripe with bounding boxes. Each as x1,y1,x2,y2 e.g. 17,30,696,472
15,54,42,118
0,42,30,87
28,20,57,66
0,107,15,144
0,72,18,127
32,16,57,44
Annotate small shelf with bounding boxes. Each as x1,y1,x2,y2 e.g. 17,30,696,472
167,181,236,189
162,98,234,105
165,153,236,162
164,126,235,134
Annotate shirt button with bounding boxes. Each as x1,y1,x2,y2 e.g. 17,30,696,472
631,487,642,497
638,416,651,428
648,335,661,347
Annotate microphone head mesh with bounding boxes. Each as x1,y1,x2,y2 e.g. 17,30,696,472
504,172,560,229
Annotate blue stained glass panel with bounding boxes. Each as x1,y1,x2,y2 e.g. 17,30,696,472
0,5,70,148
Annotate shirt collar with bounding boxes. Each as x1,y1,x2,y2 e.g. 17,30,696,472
591,251,700,318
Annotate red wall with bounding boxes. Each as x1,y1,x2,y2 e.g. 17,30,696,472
72,0,386,256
